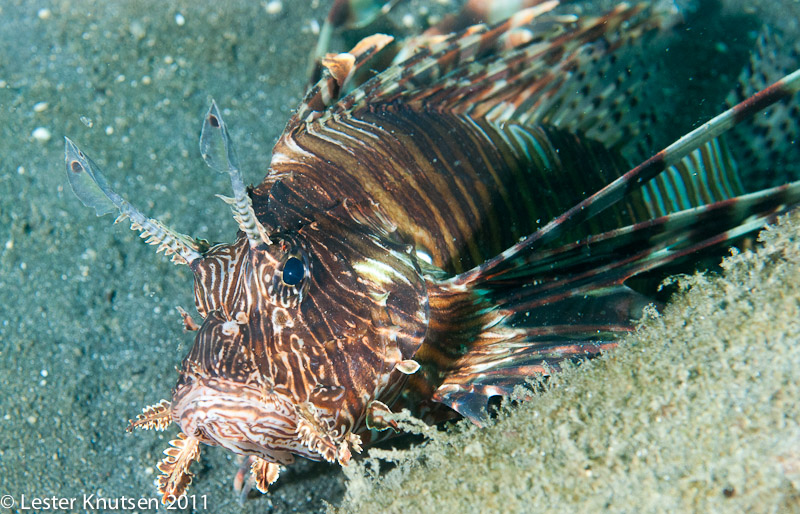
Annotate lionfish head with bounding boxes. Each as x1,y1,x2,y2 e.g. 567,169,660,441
167,105,431,466
173,189,429,462
170,231,311,463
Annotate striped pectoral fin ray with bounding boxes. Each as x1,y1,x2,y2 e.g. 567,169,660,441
476,181,800,325
430,176,800,422
63,138,205,265
640,137,744,217
567,180,800,284
493,137,754,282
487,123,745,249
429,284,647,423
454,67,800,285
471,146,797,287
433,338,620,424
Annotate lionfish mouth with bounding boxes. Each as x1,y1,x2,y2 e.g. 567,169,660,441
171,378,304,465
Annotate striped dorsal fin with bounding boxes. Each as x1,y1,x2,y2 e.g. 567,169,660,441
291,1,561,129
296,1,687,166
308,3,670,130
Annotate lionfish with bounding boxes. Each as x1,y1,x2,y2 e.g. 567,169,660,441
64,0,800,503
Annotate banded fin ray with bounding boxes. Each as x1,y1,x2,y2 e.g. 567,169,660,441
453,68,800,285
319,3,667,130
428,178,800,421
640,138,743,217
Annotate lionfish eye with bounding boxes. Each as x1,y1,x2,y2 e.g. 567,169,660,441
271,248,310,307
282,256,305,286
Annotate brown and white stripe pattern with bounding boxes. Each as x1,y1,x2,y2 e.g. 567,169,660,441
263,109,635,274
453,68,800,285
172,183,430,465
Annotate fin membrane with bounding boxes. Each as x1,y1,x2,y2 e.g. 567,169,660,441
427,176,800,422
426,68,800,422
726,28,800,189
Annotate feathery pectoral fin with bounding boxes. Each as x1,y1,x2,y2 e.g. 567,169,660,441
427,281,647,423
429,176,800,423
453,68,800,286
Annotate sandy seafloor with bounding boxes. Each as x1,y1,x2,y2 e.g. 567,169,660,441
0,0,798,513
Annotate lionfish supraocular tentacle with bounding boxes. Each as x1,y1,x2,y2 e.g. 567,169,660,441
200,101,272,247
64,138,206,265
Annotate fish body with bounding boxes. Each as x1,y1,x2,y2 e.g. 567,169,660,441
64,0,800,502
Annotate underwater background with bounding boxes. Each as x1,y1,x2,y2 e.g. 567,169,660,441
0,0,798,512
